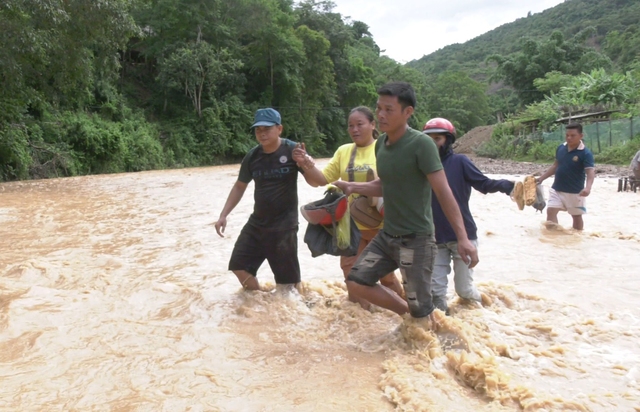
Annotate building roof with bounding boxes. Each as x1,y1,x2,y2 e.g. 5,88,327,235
555,110,619,123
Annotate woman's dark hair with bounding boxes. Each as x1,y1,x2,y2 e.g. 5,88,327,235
349,106,379,139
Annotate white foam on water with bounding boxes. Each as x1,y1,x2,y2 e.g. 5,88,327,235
1,165,639,411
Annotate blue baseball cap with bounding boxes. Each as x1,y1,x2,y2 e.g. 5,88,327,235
251,108,281,128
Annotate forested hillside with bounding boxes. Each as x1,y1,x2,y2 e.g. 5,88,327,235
409,0,640,110
1,0,436,181
409,0,640,77
1,0,639,182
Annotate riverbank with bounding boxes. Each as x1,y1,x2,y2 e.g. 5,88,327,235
466,154,631,178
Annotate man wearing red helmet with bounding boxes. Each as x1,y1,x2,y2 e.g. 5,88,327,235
423,117,515,314
333,82,478,322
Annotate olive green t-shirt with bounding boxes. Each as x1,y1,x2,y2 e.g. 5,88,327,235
375,127,443,236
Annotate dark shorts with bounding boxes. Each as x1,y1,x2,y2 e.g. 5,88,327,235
228,223,300,284
347,232,437,318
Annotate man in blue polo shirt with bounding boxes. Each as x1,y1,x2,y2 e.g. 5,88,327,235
537,122,595,230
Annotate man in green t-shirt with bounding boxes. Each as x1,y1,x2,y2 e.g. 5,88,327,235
333,82,478,321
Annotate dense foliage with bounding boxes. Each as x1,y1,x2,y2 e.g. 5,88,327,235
476,68,640,163
410,0,640,164
1,0,640,181
1,0,442,180
409,0,640,77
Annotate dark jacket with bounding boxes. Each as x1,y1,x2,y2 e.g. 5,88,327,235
432,150,514,244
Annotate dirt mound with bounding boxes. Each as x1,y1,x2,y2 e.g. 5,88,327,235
453,125,494,154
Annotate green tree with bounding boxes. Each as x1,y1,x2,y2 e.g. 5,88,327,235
239,0,305,107
533,71,575,95
157,41,242,117
426,72,491,134
277,25,337,152
487,29,612,105
0,0,138,120
603,27,640,71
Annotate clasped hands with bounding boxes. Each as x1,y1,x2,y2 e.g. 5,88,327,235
292,143,315,171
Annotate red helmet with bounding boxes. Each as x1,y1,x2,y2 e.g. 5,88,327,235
422,118,456,141
301,189,348,226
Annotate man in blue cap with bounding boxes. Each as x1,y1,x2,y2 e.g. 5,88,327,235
215,108,305,290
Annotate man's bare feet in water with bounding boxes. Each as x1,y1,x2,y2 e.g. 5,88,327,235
402,311,470,353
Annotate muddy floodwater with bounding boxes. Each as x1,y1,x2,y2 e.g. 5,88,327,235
1,159,639,411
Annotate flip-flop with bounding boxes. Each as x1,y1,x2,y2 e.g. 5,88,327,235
523,175,537,206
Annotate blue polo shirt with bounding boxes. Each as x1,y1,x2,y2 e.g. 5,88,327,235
552,141,595,194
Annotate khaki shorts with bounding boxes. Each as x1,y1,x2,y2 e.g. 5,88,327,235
340,229,378,277
548,188,586,215
348,232,437,318
340,229,398,287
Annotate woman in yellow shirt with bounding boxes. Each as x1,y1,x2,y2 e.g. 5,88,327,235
295,106,403,309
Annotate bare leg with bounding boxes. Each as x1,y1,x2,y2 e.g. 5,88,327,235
350,293,371,311
571,214,584,230
380,272,404,300
341,272,372,310
546,207,560,224
346,281,409,316
341,256,372,310
233,270,261,290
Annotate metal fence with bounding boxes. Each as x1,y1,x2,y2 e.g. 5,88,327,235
542,116,638,153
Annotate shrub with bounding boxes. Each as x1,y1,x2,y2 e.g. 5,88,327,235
0,125,32,181
529,141,559,161
594,134,640,165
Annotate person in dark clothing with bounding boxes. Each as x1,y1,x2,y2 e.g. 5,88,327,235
423,118,515,314
215,108,306,291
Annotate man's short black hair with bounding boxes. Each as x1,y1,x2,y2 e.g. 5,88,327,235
377,82,417,109
566,122,583,134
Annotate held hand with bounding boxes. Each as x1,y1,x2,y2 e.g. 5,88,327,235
457,239,479,269
294,143,315,170
292,142,307,164
535,176,544,185
579,188,591,197
214,216,227,237
332,180,353,196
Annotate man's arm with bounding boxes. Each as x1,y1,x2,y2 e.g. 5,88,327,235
332,178,383,197
463,158,514,195
299,164,328,187
536,160,559,184
292,142,328,187
428,169,479,268
580,168,595,197
215,180,249,237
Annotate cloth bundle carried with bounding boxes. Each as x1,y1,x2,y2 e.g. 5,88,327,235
301,188,360,257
